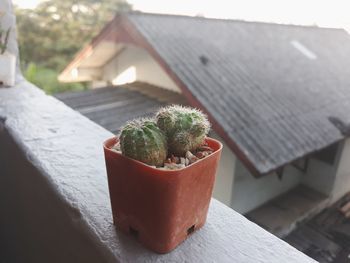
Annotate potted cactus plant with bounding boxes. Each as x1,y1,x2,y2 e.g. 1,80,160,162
103,105,223,253
0,25,15,87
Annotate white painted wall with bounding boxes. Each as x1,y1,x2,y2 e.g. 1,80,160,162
301,157,338,196
102,45,180,92
210,133,320,215
231,161,305,214
331,139,350,202
231,140,346,214
211,132,236,207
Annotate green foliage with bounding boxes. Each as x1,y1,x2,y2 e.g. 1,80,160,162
15,0,132,93
156,105,211,155
23,63,86,94
119,119,168,166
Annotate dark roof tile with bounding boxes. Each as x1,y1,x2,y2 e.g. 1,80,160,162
55,83,175,134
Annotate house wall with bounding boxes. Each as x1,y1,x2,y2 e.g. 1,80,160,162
211,132,236,207
331,139,350,202
301,153,340,196
231,140,347,214
231,161,304,214
102,45,180,92
210,132,309,213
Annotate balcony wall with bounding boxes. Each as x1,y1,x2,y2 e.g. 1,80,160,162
0,80,315,262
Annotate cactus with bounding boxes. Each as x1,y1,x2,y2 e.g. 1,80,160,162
119,118,167,166
0,27,10,55
156,105,210,155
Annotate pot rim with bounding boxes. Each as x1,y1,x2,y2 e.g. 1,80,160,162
103,136,223,173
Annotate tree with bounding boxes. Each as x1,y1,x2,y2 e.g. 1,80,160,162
15,0,132,93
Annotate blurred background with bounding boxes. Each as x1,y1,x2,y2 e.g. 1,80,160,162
12,0,350,94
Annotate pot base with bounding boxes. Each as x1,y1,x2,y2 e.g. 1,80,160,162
115,217,206,253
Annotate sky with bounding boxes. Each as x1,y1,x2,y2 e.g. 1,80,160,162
12,0,350,30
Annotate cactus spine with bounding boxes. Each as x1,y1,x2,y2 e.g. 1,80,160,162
119,119,167,166
156,105,210,155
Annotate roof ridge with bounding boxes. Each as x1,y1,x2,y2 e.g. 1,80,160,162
126,11,345,32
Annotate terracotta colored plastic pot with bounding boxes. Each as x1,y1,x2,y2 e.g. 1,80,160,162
103,137,223,253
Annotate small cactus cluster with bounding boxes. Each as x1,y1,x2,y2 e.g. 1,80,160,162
117,105,211,167
156,105,210,155
0,27,10,55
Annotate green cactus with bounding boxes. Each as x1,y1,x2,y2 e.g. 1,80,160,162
156,105,210,155
119,118,167,166
0,27,10,55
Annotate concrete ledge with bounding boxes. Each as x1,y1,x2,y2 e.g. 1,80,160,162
0,81,315,262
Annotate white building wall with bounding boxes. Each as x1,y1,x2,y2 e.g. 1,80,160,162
102,45,180,92
301,157,338,196
211,132,236,207
231,161,304,214
231,140,347,214
331,139,350,202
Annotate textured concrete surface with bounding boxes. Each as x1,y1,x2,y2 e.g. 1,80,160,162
0,81,315,262
0,128,108,262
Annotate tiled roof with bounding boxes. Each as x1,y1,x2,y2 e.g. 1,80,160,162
127,13,350,174
55,82,185,134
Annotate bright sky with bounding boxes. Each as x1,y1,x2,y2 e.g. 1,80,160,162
12,0,40,9
12,0,350,30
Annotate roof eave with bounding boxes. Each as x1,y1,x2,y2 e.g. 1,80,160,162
59,14,126,83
